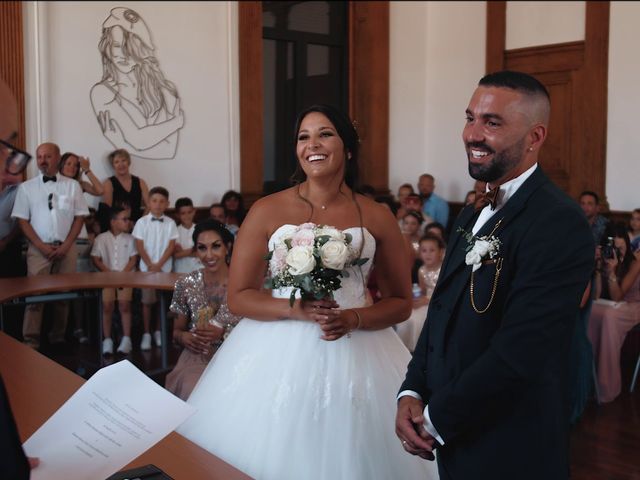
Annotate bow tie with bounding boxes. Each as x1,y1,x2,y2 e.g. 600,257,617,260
43,175,57,183
474,186,500,211
151,217,164,222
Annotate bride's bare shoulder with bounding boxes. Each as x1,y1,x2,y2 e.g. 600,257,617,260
243,187,301,229
357,194,401,239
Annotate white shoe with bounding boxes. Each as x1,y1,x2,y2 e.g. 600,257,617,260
117,336,132,355
140,333,152,351
154,330,162,347
102,338,114,356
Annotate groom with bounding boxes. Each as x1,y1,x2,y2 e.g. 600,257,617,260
396,71,594,479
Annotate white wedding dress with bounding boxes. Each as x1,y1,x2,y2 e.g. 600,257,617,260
177,225,439,480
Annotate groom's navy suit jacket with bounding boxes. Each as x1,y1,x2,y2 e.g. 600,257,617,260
401,167,594,480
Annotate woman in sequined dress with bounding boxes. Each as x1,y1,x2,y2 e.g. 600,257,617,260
177,105,439,480
165,219,241,401
397,233,445,351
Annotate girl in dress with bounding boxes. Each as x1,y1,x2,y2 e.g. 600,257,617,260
177,105,439,480
166,220,240,401
396,234,445,351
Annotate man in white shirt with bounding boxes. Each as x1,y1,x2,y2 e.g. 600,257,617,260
396,71,594,479
11,142,89,349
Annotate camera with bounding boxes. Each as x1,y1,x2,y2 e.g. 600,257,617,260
602,237,617,260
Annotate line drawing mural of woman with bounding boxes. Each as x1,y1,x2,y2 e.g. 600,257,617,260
90,7,184,160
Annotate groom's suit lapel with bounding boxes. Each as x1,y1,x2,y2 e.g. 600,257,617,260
437,167,550,288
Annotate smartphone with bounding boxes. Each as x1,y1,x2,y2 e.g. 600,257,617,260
105,464,173,480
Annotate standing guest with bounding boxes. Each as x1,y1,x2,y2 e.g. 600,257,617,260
173,197,202,274
132,186,178,350
12,142,89,349
91,207,138,355
579,190,609,245
166,220,241,401
629,208,640,252
60,152,104,343
396,234,445,351
418,173,450,228
588,227,640,403
100,148,149,231
220,190,246,234
397,71,593,478
59,153,104,196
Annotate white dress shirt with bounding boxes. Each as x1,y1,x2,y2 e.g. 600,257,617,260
11,173,89,243
132,213,179,272
174,224,202,273
91,231,137,271
399,163,539,445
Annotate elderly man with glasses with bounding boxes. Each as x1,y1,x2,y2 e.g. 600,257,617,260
10,136,88,349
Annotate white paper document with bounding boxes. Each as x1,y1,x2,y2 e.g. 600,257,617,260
23,360,196,480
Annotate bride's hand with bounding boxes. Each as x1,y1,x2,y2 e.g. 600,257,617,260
318,308,358,342
295,298,339,323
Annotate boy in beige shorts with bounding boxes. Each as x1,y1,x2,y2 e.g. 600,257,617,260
91,206,138,355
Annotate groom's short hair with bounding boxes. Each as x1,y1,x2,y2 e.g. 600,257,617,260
479,70,551,125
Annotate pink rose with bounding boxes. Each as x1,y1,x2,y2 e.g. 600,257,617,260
291,228,315,247
270,245,288,274
298,222,316,230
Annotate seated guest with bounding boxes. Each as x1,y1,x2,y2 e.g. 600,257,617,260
424,221,447,243
629,208,640,252
91,207,138,355
395,233,445,351
588,226,640,403
418,173,449,228
395,183,414,220
400,192,433,229
579,191,609,245
166,220,241,400
401,210,423,261
220,190,246,235
173,197,201,274
209,202,226,223
464,190,476,206
59,152,104,196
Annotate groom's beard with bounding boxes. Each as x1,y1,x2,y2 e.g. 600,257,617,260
467,137,526,183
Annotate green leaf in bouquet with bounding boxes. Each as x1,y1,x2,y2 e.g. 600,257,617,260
342,270,350,278
263,277,275,289
316,235,331,247
351,257,369,267
289,289,297,307
344,232,352,244
300,275,313,292
284,238,292,250
263,251,273,261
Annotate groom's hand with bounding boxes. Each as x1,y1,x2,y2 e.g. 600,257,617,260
396,396,436,460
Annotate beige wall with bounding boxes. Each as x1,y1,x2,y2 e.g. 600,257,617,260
21,2,635,210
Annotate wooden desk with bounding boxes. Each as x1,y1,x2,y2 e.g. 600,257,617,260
0,332,251,480
0,272,181,373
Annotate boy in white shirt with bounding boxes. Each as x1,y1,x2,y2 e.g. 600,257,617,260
91,207,138,355
132,186,178,350
173,197,202,274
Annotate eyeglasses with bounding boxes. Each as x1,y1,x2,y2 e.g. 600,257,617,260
0,138,32,175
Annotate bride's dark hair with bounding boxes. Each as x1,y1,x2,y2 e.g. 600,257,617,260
290,104,360,189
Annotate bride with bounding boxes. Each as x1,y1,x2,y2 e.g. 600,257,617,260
177,104,438,479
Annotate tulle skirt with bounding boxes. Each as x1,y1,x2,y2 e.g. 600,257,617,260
178,318,438,480
395,305,428,352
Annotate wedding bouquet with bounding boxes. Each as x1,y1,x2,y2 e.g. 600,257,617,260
264,223,369,306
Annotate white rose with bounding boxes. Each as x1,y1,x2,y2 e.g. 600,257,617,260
286,245,316,275
465,250,482,267
473,239,492,257
316,227,344,242
320,240,350,270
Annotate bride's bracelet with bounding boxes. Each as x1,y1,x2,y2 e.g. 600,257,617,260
351,309,363,330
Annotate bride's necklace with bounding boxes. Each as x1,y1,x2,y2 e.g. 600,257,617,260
297,184,341,211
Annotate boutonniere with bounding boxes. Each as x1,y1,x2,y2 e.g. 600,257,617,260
457,221,502,272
